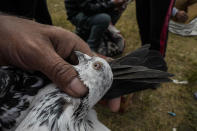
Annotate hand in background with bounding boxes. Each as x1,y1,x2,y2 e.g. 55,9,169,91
175,10,188,23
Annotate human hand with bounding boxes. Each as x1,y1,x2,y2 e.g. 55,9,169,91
175,10,188,23
108,97,121,112
0,15,93,97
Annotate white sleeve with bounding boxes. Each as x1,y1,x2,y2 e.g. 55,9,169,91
172,7,179,17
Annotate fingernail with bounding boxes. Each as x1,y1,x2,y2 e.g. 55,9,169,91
68,78,88,97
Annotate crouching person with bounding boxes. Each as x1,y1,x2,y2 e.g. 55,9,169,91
64,0,126,56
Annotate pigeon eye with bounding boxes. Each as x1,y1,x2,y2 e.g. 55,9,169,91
93,62,103,70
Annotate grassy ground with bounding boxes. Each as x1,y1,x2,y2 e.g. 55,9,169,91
48,0,197,130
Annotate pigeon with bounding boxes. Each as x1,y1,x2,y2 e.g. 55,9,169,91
0,45,173,131
14,51,113,131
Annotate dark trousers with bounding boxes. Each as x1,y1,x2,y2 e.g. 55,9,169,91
0,0,52,25
71,13,111,50
135,0,175,57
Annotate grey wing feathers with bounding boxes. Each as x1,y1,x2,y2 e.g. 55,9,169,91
110,45,172,83
110,44,168,71
110,44,150,66
112,65,173,81
104,45,173,99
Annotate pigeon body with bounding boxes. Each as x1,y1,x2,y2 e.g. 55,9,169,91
0,67,49,131
15,52,113,131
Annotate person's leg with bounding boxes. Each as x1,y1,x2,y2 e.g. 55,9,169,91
70,13,111,51
35,0,52,25
86,13,111,51
135,0,151,45
110,0,131,25
70,13,91,43
150,0,175,57
110,10,123,25
108,97,121,112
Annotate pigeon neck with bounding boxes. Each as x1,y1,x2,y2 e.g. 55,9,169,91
72,96,90,122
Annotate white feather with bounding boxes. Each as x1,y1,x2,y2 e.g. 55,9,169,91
15,52,113,131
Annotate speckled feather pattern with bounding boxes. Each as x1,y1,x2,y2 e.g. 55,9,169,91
15,52,113,131
0,67,50,131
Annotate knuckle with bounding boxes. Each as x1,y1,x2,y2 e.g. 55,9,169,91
50,60,77,83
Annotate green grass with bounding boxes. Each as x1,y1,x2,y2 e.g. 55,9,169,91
48,0,197,130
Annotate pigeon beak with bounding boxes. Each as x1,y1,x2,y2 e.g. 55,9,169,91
75,51,92,64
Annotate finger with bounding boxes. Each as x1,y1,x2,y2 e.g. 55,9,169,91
108,97,121,112
37,48,88,97
47,27,93,62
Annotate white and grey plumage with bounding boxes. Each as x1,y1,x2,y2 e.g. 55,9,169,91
0,45,173,131
15,51,113,131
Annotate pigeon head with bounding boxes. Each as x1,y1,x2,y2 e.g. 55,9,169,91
74,51,113,108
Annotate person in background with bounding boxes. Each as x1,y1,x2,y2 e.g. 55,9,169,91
64,0,127,55
135,0,175,57
97,0,131,57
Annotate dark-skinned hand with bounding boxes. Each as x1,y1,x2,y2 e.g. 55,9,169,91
0,14,93,98
175,10,188,23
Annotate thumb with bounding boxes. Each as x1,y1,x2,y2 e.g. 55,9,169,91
38,49,88,98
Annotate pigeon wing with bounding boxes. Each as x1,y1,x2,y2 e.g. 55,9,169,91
104,45,172,99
